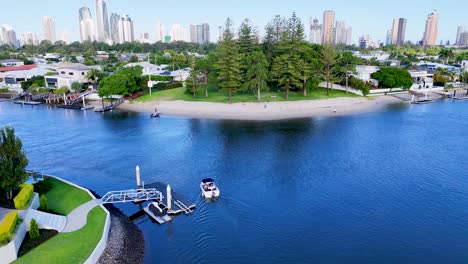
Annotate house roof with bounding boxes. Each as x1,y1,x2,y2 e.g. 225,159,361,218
0,65,37,72
0,59,23,63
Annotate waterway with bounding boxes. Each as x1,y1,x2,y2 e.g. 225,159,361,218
1,100,468,263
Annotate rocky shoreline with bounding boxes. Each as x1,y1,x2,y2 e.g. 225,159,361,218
88,190,145,264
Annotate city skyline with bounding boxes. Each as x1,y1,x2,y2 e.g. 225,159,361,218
0,0,467,45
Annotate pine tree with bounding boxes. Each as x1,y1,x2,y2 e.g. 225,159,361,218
245,51,269,101
186,55,201,97
216,18,243,103
238,19,259,92
320,45,338,96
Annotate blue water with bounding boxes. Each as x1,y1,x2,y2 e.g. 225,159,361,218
1,100,468,263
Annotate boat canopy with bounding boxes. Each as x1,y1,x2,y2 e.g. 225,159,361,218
202,178,214,183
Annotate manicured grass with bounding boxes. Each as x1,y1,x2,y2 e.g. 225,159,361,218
14,207,106,264
44,178,92,215
135,86,358,103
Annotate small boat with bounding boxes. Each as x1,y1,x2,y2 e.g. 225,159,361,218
150,111,161,118
143,202,171,224
200,178,220,199
453,96,468,100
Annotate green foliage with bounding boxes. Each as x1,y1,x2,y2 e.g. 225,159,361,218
44,72,58,76
348,77,372,96
21,76,45,90
321,45,339,95
185,56,201,96
29,219,39,240
0,126,29,201
0,211,18,244
98,66,143,97
372,67,413,90
71,82,82,93
244,51,269,101
216,18,243,102
129,55,139,63
39,195,48,212
14,184,34,209
53,87,69,95
33,178,53,195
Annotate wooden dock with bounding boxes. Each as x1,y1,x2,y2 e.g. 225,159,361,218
13,101,42,105
145,182,195,215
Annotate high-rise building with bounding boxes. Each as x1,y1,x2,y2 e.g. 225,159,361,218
21,32,39,46
309,18,322,44
79,7,95,42
345,27,353,46
42,16,56,44
390,18,406,46
0,25,19,48
386,29,392,46
456,26,466,46
61,31,71,44
95,0,110,42
423,11,439,46
359,35,379,49
110,13,121,44
322,10,335,45
335,20,347,45
189,23,210,44
139,33,151,43
118,14,134,43
170,24,186,42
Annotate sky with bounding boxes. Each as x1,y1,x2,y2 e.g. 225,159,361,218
1,0,467,44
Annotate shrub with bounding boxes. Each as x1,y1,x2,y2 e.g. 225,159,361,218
14,184,34,210
29,219,39,240
39,195,48,212
0,211,18,244
34,178,53,195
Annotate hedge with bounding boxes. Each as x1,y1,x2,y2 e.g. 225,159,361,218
14,184,34,210
0,211,19,244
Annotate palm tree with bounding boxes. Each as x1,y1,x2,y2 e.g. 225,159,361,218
439,48,454,65
460,71,468,87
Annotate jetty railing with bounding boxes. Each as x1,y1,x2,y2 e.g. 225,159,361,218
100,188,163,204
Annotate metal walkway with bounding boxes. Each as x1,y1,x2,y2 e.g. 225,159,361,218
100,188,163,204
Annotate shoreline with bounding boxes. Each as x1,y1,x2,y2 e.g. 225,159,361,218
119,96,405,121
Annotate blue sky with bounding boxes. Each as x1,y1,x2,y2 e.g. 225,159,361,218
1,0,467,44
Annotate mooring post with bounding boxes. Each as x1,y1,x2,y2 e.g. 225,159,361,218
136,165,141,189
167,185,172,211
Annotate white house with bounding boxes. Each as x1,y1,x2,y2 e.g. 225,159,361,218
409,70,434,89
0,65,49,91
354,65,380,82
0,59,24,67
44,63,91,89
124,62,190,82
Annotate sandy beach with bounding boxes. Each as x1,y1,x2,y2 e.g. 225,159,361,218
118,96,404,121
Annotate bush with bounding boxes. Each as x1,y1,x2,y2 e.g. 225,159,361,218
39,195,48,212
0,211,18,244
14,184,34,209
348,77,372,96
34,178,53,195
372,67,413,90
29,219,39,240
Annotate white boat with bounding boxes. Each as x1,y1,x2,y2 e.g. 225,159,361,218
200,178,220,199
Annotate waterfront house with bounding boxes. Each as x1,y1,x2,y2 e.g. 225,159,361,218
0,65,49,91
0,59,24,67
44,63,91,90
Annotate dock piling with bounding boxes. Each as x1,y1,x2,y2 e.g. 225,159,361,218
167,185,172,211
136,165,141,189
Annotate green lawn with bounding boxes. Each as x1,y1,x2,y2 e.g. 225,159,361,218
135,86,358,103
44,178,92,215
15,207,106,264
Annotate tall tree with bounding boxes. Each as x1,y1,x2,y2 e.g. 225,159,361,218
186,56,201,97
238,19,259,91
244,51,269,101
271,53,302,100
0,126,29,201
216,18,243,103
196,52,218,97
320,45,338,96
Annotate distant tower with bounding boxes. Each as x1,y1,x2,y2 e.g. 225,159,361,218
118,14,134,43
391,18,407,46
42,16,56,44
79,7,95,42
334,20,346,45
322,10,335,45
110,13,121,44
423,11,439,46
309,18,322,44
95,0,110,42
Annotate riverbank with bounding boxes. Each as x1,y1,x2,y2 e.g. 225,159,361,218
120,95,403,120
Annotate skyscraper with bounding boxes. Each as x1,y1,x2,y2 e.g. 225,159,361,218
390,18,407,46
156,22,165,43
335,20,347,45
42,16,56,44
110,13,121,44
189,23,210,44
170,24,186,42
79,7,95,42
0,25,19,48
21,32,39,46
95,0,110,42
309,18,322,44
456,26,466,46
322,10,335,45
118,14,134,43
423,11,439,46
345,27,353,46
